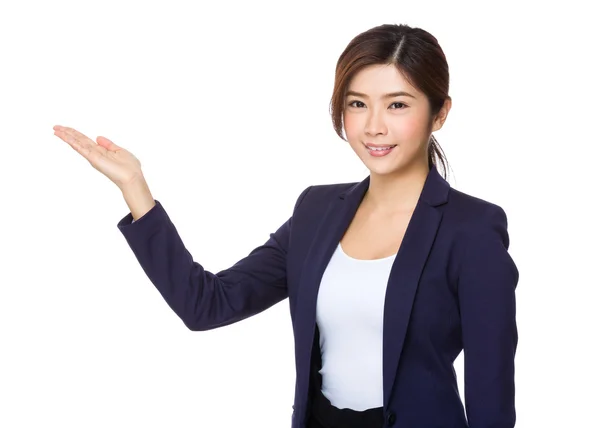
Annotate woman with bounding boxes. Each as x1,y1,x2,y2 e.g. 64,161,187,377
54,23,519,428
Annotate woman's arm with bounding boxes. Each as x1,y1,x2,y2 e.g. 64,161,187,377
457,205,519,428
117,185,312,331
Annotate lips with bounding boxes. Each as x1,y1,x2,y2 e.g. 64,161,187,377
364,143,397,157
365,143,397,151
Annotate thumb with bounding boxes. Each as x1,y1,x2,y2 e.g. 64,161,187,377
96,136,122,151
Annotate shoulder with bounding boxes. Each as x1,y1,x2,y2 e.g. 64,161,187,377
447,187,510,231
446,188,513,260
292,181,358,211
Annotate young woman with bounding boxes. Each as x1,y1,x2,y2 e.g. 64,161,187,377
54,23,519,428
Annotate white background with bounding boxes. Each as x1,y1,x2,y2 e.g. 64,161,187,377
1,1,598,426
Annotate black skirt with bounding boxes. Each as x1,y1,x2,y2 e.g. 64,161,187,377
307,326,384,428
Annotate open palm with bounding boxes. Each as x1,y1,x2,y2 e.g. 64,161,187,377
54,125,143,189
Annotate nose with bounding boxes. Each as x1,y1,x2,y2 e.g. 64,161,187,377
364,109,388,137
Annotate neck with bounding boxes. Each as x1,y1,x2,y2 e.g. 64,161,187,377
364,162,430,214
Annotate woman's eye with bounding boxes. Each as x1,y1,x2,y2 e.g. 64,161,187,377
348,100,365,108
390,102,406,109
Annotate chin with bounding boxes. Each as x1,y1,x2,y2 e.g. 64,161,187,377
365,151,426,175
362,161,402,177
370,167,402,177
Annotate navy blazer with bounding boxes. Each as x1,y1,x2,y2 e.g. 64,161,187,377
117,164,519,428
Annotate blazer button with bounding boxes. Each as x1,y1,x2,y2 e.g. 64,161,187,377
386,411,396,426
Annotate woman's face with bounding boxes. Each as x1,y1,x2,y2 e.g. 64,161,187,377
343,64,449,177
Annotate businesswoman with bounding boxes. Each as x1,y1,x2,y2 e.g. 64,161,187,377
54,23,519,428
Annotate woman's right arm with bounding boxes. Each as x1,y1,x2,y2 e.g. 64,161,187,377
53,124,310,331
118,183,311,331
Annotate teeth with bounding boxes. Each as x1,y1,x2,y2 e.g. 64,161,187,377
367,145,395,151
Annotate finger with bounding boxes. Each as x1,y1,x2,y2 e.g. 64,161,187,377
61,134,100,164
96,136,122,151
55,126,106,153
54,128,105,162
54,125,107,156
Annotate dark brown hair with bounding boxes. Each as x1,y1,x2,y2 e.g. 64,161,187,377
330,23,451,179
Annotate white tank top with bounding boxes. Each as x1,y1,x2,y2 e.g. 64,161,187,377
315,242,396,410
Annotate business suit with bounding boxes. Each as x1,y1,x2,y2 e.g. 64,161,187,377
117,164,519,428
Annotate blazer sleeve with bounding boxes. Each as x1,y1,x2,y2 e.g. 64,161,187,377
116,185,312,331
457,205,519,428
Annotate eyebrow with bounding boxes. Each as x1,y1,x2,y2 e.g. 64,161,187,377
346,90,416,99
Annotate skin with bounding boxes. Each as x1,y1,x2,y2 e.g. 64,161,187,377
53,125,156,220
342,63,452,215
337,63,452,259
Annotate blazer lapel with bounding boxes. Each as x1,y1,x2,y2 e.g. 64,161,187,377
293,175,369,409
295,165,450,411
382,165,449,407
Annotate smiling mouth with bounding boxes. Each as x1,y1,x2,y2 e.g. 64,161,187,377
363,143,398,157
364,143,398,151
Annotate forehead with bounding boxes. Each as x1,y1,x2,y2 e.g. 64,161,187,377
347,64,421,98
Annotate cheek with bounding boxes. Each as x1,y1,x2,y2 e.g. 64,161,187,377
343,114,357,135
389,116,425,141
342,112,361,138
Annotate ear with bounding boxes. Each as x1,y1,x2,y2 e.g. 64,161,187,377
431,97,452,132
